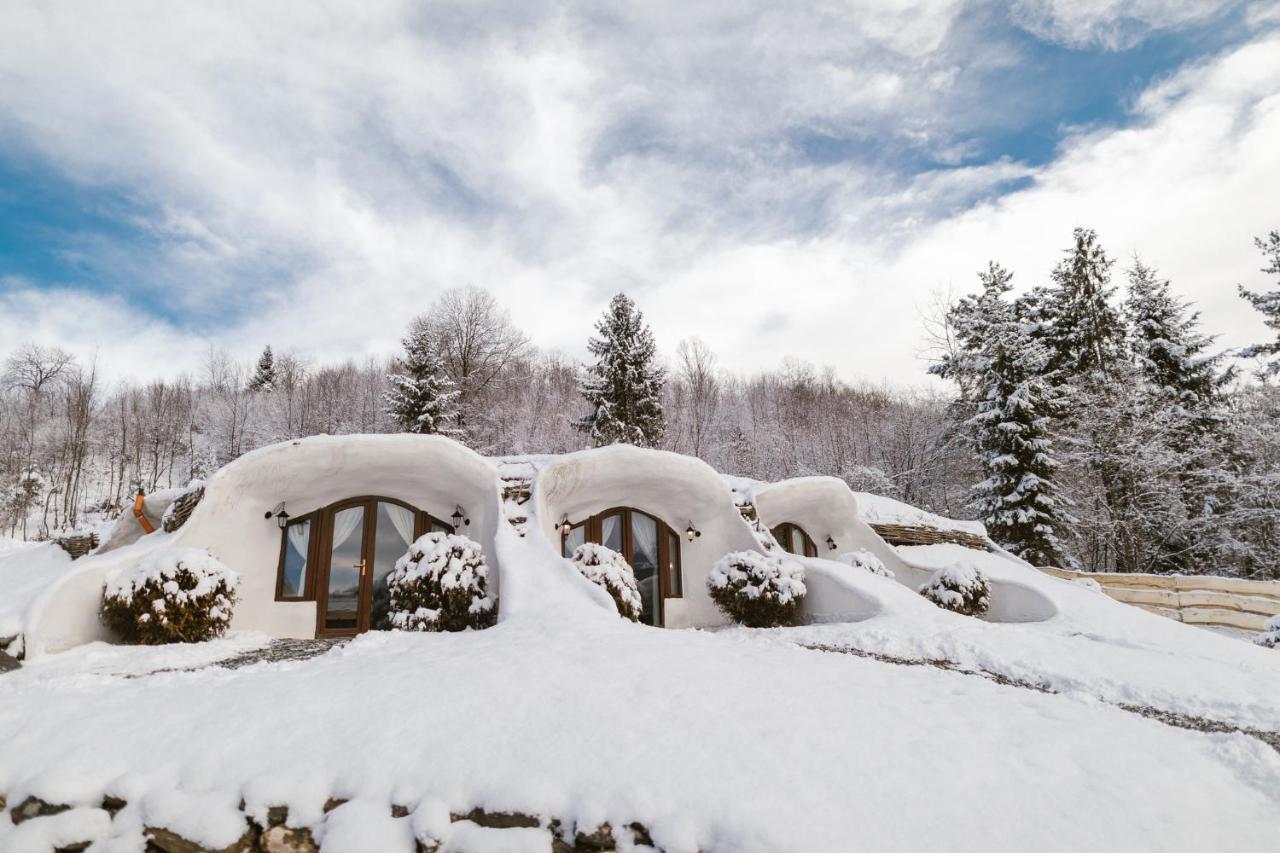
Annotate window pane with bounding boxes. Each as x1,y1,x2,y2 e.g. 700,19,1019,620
432,521,454,535
631,512,659,626
325,505,366,630
563,523,586,558
371,502,417,630
601,513,624,553
667,528,682,597
281,519,311,598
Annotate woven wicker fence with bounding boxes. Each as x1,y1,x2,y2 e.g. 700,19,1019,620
55,533,100,560
868,523,990,551
1041,566,1280,633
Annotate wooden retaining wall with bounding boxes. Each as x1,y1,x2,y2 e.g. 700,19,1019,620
1040,567,1280,633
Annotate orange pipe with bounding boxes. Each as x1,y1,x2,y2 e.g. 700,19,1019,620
133,490,155,534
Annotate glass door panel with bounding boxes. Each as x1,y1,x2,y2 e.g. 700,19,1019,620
562,523,586,558
667,528,681,597
630,511,660,626
324,505,367,632
600,513,624,553
370,501,417,630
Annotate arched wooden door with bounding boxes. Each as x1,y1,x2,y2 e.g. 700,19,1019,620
562,507,682,626
772,522,818,558
273,496,453,638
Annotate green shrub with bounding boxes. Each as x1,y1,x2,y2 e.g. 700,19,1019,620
707,551,806,628
386,532,497,632
918,563,990,616
570,542,642,621
100,548,239,644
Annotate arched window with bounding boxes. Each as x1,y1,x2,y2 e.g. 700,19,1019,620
562,507,682,626
275,496,454,638
771,522,817,558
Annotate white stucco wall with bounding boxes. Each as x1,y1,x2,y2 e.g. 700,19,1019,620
532,445,764,628
753,477,908,572
26,434,502,654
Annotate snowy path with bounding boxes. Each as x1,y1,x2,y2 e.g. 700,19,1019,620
2,621,1279,852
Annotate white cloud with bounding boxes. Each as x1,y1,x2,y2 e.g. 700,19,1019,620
0,2,1277,389
1009,0,1238,50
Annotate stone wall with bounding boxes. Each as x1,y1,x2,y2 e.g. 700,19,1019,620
1,791,659,853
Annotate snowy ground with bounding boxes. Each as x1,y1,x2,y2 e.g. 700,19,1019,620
3,616,1280,852
0,540,71,640
3,551,1280,852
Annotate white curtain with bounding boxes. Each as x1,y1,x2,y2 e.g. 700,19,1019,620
331,506,364,549
383,502,416,546
631,513,659,569
286,519,310,561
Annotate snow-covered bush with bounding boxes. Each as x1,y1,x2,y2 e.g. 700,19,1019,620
386,532,497,632
918,562,990,617
1255,614,1280,649
570,542,642,621
837,549,894,578
707,551,806,628
1071,577,1103,593
100,548,239,644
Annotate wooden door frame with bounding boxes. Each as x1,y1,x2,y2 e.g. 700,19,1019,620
565,506,681,626
313,495,450,639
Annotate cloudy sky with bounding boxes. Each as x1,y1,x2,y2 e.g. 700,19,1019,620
1,0,1278,386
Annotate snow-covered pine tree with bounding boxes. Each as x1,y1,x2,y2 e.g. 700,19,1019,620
577,293,666,447
1238,230,1280,379
964,265,1075,568
384,322,460,436
928,261,1013,401
1044,228,1127,379
1125,258,1232,433
247,346,276,392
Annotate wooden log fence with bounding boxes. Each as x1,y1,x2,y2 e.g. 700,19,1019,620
1040,567,1280,633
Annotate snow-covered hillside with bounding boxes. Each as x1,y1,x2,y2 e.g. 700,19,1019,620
1,442,1277,851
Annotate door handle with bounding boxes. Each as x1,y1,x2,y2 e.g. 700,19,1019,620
354,559,368,576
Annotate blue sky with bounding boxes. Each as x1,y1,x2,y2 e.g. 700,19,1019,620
1,0,1278,383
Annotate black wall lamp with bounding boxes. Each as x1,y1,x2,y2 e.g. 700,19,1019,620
452,505,470,528
686,521,702,542
265,501,289,528
827,535,837,551
559,515,572,536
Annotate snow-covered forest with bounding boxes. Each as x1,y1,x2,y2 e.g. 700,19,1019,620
3,230,1279,579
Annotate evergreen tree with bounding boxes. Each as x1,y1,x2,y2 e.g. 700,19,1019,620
1238,230,1280,379
968,274,1074,567
247,346,276,392
929,261,1014,400
578,293,666,447
1125,258,1232,432
935,263,1074,567
1120,258,1235,573
385,323,460,436
1044,228,1127,379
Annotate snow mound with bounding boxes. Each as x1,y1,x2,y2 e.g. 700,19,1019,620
387,532,497,632
570,543,642,621
853,492,985,535
836,549,893,578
